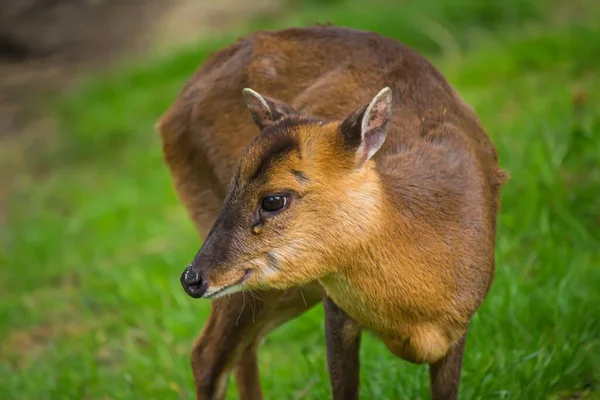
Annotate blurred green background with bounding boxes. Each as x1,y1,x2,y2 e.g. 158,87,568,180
1,0,599,398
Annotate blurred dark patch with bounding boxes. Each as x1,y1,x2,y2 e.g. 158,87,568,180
0,33,33,62
0,0,154,140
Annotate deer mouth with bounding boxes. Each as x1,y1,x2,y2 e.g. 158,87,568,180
202,269,254,299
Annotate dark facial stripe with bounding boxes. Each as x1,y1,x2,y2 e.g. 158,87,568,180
246,116,327,184
249,134,299,183
291,169,310,184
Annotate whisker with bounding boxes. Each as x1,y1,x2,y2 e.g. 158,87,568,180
236,291,247,326
300,288,307,307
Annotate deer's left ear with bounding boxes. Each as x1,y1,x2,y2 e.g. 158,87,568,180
340,87,393,167
242,88,298,130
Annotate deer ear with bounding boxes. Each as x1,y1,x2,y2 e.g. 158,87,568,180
242,88,297,130
340,87,392,167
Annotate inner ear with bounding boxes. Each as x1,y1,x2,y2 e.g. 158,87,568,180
242,88,298,130
340,87,392,167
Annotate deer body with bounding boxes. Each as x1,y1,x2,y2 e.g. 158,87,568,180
158,25,506,400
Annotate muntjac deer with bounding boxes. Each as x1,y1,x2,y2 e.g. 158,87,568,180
157,25,507,400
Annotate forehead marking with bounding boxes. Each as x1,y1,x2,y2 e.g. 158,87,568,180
291,169,310,184
242,116,328,184
247,134,299,183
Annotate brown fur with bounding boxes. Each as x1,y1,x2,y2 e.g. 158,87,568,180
323,294,362,400
157,25,507,399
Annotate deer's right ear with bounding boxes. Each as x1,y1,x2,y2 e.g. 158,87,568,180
242,88,297,130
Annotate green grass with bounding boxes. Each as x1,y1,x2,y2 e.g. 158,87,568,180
2,0,600,398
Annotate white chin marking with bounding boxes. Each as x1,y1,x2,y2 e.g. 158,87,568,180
204,284,244,299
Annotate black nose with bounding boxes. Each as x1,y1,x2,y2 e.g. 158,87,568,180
181,265,207,298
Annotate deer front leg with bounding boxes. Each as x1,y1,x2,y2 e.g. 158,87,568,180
190,294,258,400
191,286,323,400
429,330,467,400
323,294,362,400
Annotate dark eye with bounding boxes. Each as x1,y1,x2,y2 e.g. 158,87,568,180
261,195,287,213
